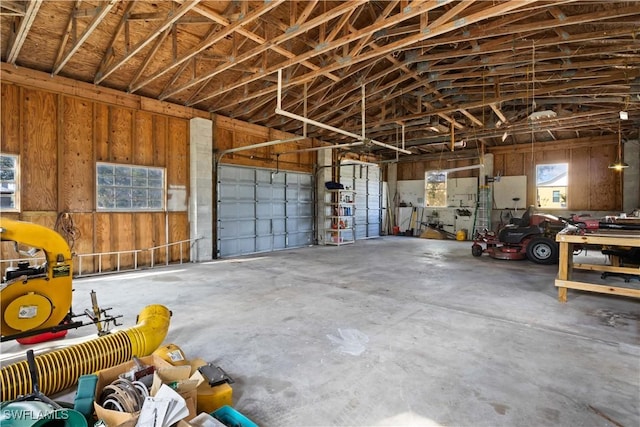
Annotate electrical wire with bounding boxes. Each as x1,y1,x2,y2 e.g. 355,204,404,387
55,212,80,252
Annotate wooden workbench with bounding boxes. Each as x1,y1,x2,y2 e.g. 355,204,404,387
555,232,640,302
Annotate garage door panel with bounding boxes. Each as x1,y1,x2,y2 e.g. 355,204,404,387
287,203,300,216
272,204,286,216
272,187,286,201
219,203,254,220
340,163,381,240
273,235,286,250
296,217,313,231
256,188,273,201
273,219,286,233
218,221,240,239
219,183,254,199
219,166,254,182
235,238,256,255
237,221,256,236
297,175,313,185
218,165,313,257
256,203,273,217
256,219,271,235
272,173,285,184
256,170,272,183
255,236,271,252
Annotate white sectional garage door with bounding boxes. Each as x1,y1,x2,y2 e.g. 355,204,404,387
340,163,381,239
217,165,314,257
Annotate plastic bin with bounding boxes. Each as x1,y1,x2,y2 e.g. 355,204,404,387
211,405,258,427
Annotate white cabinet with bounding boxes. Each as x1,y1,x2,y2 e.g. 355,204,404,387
323,189,355,245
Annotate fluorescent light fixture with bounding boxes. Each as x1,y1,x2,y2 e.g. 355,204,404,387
528,110,557,121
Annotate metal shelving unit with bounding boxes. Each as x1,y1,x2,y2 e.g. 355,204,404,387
323,189,355,245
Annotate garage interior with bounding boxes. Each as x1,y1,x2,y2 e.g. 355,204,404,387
1,1,639,426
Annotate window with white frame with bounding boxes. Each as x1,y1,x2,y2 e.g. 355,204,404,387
0,154,19,211
425,171,447,207
536,163,568,209
96,163,165,211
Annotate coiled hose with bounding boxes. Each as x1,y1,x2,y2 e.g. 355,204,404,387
1,304,171,402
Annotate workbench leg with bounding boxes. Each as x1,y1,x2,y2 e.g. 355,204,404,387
557,242,571,303
558,287,567,303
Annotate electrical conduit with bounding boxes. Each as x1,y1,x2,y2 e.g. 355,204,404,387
1,304,171,402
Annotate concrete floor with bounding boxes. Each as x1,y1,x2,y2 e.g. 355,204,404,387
4,237,640,426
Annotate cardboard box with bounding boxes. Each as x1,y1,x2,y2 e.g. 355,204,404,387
151,365,203,422
93,355,173,427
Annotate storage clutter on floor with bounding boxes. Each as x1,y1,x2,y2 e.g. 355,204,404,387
0,344,257,427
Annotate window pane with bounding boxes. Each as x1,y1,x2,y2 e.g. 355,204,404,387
97,174,114,186
132,188,148,208
97,164,113,176
97,187,115,209
115,166,132,186
115,188,132,208
0,194,15,209
149,189,163,203
149,198,163,209
0,169,14,181
425,171,447,207
536,163,568,209
132,176,148,187
96,162,165,211
0,154,19,211
148,178,163,188
149,169,162,180
132,168,148,187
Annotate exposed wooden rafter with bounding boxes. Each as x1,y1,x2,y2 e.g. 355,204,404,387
95,0,202,84
5,0,43,64
2,0,638,157
53,0,117,75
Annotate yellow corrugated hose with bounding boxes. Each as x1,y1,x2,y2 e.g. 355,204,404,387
0,304,171,402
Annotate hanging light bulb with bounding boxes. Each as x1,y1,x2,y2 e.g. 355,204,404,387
608,119,629,170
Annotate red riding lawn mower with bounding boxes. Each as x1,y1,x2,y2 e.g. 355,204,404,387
471,206,567,264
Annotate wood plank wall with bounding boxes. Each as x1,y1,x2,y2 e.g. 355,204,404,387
1,65,320,274
396,140,621,211
1,82,190,274
214,115,315,174
490,143,621,211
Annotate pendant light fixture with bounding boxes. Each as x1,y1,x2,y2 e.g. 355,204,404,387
608,119,629,171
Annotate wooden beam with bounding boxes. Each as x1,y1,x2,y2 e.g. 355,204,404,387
127,28,171,91
52,0,82,73
295,1,318,26
53,0,117,75
0,1,26,15
198,0,534,108
95,0,136,85
490,103,508,123
164,0,365,101
191,4,339,82
379,71,639,126
130,0,287,93
0,62,210,119
95,0,202,84
460,109,484,127
5,0,43,64
188,0,451,105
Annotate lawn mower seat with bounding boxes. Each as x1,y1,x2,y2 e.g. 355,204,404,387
498,206,541,244
509,206,533,227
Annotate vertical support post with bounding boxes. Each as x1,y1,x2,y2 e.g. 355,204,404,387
361,85,366,140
